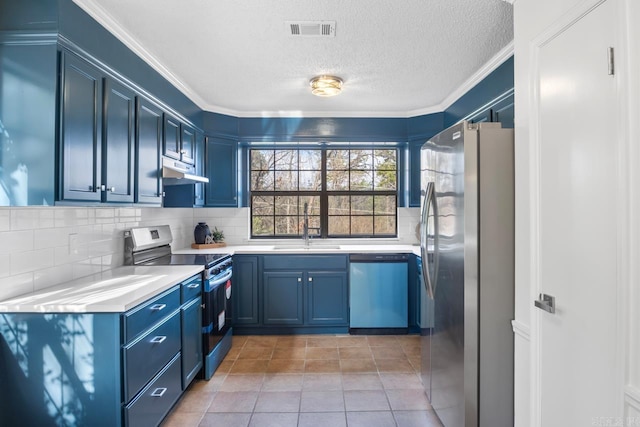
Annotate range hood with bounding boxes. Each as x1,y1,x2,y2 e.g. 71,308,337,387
162,157,209,185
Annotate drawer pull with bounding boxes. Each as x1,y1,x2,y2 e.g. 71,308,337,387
150,303,167,311
187,283,200,289
150,336,167,344
150,387,167,397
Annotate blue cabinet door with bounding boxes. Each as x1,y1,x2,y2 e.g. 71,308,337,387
206,137,237,207
181,297,203,389
59,52,103,202
135,97,162,205
163,114,181,160
233,255,259,325
306,271,348,326
180,124,195,165
194,131,206,206
103,78,135,203
263,271,304,325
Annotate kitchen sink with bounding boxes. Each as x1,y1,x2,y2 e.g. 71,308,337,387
272,245,342,250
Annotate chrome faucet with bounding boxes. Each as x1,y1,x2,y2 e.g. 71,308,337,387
303,202,310,247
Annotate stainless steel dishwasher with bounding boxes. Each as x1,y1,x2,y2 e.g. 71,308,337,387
349,253,409,334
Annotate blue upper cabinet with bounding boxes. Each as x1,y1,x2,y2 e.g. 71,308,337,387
103,78,135,203
180,124,196,165
59,51,104,202
206,137,238,207
163,114,181,161
135,97,163,205
194,131,206,207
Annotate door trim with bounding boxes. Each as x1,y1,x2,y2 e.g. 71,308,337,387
528,1,628,426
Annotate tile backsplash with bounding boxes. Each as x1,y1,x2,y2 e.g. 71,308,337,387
0,206,420,301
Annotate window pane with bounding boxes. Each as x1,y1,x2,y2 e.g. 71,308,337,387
275,170,298,190
275,195,298,215
374,195,396,215
328,216,350,235
300,171,321,190
251,150,274,170
300,195,321,215
327,149,349,169
252,196,274,215
251,170,274,191
308,216,321,235
328,196,350,215
299,150,321,170
327,170,349,190
350,150,373,169
374,170,397,190
374,149,396,169
275,216,299,235
274,150,297,170
351,216,373,235
374,216,396,235
350,171,373,190
253,216,274,236
351,195,373,215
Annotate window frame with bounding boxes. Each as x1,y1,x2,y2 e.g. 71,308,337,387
249,145,399,239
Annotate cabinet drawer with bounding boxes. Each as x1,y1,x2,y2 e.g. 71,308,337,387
124,353,182,427
263,255,347,270
180,274,202,303
123,286,180,343
123,310,181,402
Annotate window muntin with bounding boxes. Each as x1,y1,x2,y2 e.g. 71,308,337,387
250,148,397,238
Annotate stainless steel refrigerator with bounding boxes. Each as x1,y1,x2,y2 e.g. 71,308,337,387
419,121,514,427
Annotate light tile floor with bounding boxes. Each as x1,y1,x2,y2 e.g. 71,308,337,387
162,334,443,427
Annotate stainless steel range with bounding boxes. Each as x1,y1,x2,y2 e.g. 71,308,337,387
124,225,232,380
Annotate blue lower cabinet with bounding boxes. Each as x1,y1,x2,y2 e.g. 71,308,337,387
306,271,348,326
123,310,181,402
181,297,203,389
0,280,202,427
263,271,304,325
124,353,182,427
257,255,349,331
233,255,259,325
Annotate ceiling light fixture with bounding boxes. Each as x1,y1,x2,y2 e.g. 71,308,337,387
310,75,343,97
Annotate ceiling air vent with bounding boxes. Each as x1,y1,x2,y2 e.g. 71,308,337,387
286,21,336,37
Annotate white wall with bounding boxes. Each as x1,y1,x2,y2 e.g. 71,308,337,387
513,0,640,424
0,205,420,301
0,206,192,301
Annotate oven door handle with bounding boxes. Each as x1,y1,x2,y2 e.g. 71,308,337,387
208,268,232,288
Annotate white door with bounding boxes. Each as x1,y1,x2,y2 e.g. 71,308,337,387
535,0,620,425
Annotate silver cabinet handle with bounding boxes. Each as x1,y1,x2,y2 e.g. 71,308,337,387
150,388,167,397
297,277,302,282
308,277,313,282
187,283,200,289
150,335,167,344
109,187,116,192
180,149,186,154
534,293,556,314
150,303,166,311
100,184,106,191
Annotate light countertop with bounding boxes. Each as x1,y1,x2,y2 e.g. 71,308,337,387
0,265,203,314
173,244,421,256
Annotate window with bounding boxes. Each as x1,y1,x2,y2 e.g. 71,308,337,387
250,148,397,238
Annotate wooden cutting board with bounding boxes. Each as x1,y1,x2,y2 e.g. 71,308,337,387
190,242,227,249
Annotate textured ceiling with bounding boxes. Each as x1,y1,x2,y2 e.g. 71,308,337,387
73,0,513,117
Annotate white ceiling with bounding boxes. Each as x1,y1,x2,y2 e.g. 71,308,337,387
73,0,513,118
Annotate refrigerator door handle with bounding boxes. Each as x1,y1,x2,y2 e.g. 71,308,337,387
421,181,436,299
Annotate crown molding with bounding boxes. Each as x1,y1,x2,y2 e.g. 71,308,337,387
72,0,209,110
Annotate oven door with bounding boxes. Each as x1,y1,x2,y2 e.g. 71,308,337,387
203,267,232,354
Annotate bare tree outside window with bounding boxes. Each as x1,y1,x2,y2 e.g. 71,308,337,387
250,147,397,238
